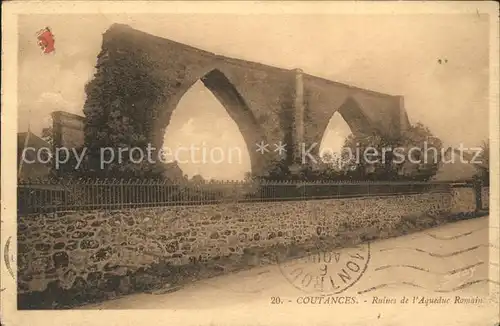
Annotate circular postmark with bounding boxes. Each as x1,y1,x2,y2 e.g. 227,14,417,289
3,236,14,280
277,242,370,295
276,201,371,295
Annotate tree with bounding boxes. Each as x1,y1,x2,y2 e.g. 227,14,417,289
190,174,205,184
41,127,53,147
399,122,443,180
473,140,489,185
339,122,443,181
264,157,291,180
308,152,344,180
341,132,394,180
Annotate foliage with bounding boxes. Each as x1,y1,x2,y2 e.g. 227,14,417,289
259,155,344,181
243,172,254,182
190,174,206,184
340,133,390,180
82,46,169,179
400,122,443,180
264,157,292,180
41,127,53,147
259,122,443,182
340,122,443,181
473,140,489,185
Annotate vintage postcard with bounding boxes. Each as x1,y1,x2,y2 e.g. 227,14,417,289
1,1,499,325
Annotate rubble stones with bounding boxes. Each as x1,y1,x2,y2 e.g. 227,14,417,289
17,189,480,308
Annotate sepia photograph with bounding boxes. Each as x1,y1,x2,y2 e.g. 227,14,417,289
2,2,499,325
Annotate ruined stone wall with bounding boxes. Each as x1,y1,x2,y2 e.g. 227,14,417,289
101,24,294,175
97,24,408,174
302,75,405,149
51,111,85,149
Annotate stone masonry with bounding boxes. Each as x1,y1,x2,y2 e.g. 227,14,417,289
18,188,477,301
81,24,410,175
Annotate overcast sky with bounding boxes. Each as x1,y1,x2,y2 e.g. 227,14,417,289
18,14,490,179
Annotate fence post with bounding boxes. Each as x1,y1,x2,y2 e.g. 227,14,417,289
474,178,482,212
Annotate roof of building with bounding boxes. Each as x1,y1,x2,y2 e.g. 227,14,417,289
17,131,52,180
17,131,51,151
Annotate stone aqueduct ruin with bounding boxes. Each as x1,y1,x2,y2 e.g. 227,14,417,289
22,25,491,309
53,24,410,176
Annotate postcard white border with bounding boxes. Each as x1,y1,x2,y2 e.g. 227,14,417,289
2,2,499,325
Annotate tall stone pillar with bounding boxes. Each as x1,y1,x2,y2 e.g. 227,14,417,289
293,68,305,165
51,111,85,175
51,111,85,150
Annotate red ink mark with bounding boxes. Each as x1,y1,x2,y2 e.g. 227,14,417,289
36,27,55,54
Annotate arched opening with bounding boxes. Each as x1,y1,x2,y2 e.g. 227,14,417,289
336,97,374,137
317,97,374,169
162,77,252,181
318,112,353,165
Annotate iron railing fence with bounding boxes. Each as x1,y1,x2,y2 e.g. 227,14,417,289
17,179,466,215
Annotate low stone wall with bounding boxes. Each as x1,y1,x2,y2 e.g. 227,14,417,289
450,187,477,214
17,188,478,308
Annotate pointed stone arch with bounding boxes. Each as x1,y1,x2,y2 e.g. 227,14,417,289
84,24,411,178
312,97,377,158
335,97,376,137
152,68,267,176
318,111,352,157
